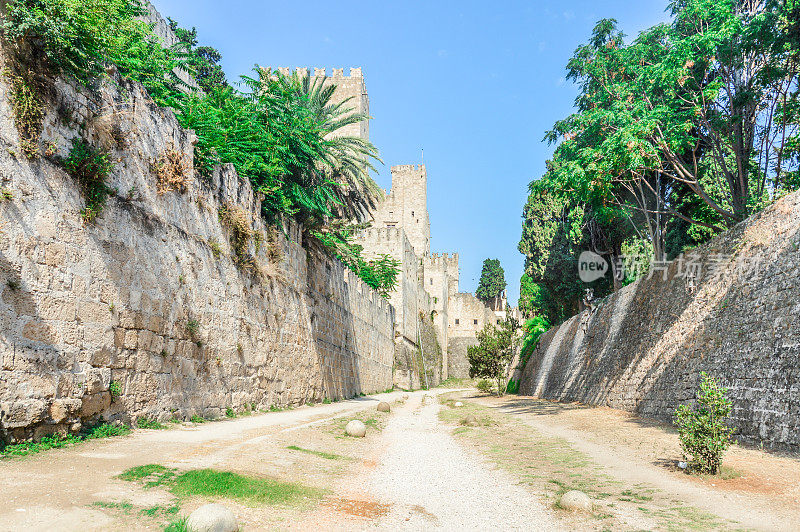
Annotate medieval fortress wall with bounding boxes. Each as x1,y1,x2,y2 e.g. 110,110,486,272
292,65,511,386
518,191,800,450
0,57,394,442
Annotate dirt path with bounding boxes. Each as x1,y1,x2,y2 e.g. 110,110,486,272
0,391,409,531
316,394,560,530
478,394,800,531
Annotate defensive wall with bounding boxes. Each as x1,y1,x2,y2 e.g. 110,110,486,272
0,54,394,442
518,191,800,450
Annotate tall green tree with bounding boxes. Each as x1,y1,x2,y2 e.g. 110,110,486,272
475,258,507,304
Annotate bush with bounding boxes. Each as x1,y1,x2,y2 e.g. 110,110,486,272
674,372,733,475
63,139,114,223
476,379,493,394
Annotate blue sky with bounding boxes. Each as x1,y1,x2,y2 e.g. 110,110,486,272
152,0,671,304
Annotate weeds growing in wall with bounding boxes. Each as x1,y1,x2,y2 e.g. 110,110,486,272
218,204,255,268
265,225,283,263
2,67,44,158
155,148,191,194
63,139,114,223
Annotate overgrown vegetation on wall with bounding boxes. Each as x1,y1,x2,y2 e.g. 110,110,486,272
519,0,800,326
0,0,398,289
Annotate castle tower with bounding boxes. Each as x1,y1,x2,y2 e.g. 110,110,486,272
369,164,431,256
281,67,369,141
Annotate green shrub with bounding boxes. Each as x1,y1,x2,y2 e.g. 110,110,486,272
476,379,493,394
674,372,734,475
136,417,166,430
63,139,114,223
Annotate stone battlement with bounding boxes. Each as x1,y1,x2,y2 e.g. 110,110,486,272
424,253,459,269
356,226,405,243
391,164,426,173
274,67,363,79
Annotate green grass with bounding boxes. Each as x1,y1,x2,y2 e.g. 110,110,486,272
137,418,167,430
118,464,171,482
92,501,134,511
225,408,236,418
119,465,325,508
164,516,189,532
189,415,207,424
140,504,180,517
286,445,348,461
0,423,130,458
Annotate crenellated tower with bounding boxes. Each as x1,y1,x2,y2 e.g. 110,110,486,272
369,164,431,257
274,67,369,141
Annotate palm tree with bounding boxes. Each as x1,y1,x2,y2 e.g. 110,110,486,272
275,70,384,223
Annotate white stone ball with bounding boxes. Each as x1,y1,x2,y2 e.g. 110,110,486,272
453,401,464,407
345,419,366,437
558,490,592,512
185,503,238,532
377,401,391,412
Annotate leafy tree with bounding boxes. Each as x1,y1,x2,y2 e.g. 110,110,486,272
467,317,520,396
674,372,734,475
168,18,227,93
475,258,507,303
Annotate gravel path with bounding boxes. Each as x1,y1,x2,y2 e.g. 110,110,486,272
365,395,560,530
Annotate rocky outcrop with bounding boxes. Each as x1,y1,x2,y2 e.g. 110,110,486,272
519,191,800,450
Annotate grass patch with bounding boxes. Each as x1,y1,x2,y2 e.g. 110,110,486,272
164,516,189,532
140,504,180,517
696,465,742,481
171,469,324,507
92,501,134,511
118,464,171,482
0,422,130,458
286,445,348,461
189,415,207,424
119,465,325,509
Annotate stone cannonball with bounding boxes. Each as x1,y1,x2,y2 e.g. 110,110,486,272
345,419,367,437
186,503,238,532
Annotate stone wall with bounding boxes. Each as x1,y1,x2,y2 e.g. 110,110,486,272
0,57,394,443
447,293,498,379
519,192,800,450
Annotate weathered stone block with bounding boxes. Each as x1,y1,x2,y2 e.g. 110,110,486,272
80,392,111,418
